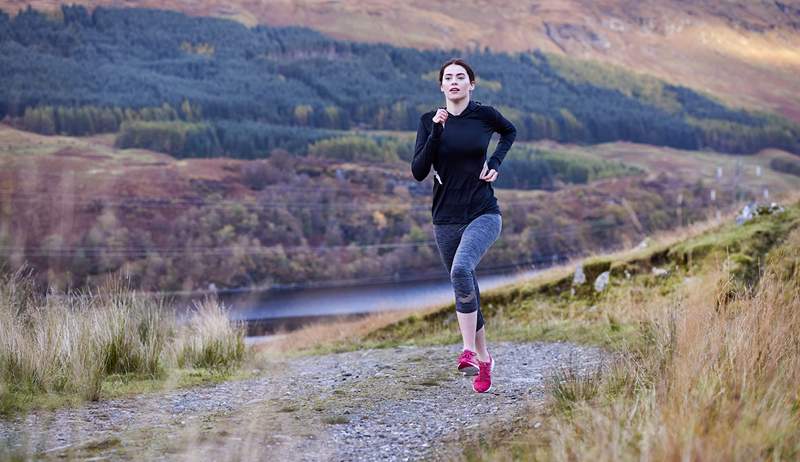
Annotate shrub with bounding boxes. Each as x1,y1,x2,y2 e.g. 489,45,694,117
307,135,398,162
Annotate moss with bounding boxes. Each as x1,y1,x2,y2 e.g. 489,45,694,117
582,258,613,283
536,275,574,297
668,205,800,288
609,261,634,278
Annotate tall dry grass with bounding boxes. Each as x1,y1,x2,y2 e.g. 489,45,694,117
539,228,800,461
175,296,246,370
0,268,247,407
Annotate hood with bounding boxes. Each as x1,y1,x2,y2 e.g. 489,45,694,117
446,100,482,118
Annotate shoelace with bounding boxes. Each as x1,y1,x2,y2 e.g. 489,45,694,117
459,350,476,364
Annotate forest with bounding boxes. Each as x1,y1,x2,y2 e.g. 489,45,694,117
1,5,800,157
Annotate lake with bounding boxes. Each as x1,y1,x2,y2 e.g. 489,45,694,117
224,267,543,339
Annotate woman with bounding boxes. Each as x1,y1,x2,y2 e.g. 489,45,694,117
412,58,516,393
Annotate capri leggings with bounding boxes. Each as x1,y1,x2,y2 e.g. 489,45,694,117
433,213,502,332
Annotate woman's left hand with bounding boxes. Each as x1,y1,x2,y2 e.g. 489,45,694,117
479,162,498,182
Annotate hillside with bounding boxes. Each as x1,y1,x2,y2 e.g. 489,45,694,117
2,6,799,158
3,123,799,293
2,0,798,124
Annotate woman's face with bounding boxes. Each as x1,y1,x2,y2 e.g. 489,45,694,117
440,64,475,102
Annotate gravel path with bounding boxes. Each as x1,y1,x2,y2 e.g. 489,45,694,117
0,341,610,461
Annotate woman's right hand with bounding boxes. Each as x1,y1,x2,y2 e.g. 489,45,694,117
432,108,449,126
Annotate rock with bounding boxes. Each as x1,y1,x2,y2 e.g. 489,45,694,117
594,271,610,292
737,201,785,225
652,267,669,277
573,264,586,286
736,203,755,225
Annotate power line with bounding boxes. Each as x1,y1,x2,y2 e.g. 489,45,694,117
3,189,693,212
1,196,427,211
0,218,632,257
0,183,373,195
0,241,437,256
119,251,588,297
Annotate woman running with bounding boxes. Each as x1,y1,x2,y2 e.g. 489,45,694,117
412,58,517,393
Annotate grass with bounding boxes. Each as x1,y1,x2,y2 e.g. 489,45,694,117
548,364,605,415
457,202,800,461
0,270,248,416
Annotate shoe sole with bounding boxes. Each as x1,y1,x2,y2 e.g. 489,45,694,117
459,365,479,376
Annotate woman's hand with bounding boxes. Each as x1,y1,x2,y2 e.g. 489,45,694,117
479,161,498,182
432,108,449,126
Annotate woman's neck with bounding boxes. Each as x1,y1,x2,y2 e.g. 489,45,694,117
445,97,470,116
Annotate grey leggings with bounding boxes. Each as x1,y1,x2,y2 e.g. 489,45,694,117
433,213,502,332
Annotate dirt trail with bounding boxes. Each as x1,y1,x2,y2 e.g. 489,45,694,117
0,341,610,461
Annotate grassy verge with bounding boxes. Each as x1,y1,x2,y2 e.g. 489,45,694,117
0,272,248,417
455,202,800,460
259,214,727,358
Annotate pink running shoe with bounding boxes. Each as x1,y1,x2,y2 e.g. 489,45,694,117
457,349,479,376
473,356,494,393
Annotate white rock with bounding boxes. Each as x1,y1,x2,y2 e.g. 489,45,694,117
736,203,755,225
594,271,610,292
573,264,586,286
652,267,669,277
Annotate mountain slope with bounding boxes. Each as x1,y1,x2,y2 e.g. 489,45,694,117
3,6,799,157
2,0,798,123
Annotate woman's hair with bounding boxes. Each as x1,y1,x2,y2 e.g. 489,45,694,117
438,58,476,84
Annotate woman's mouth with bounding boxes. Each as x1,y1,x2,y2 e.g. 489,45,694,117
449,88,460,93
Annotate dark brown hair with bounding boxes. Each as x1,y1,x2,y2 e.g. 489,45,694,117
438,58,476,84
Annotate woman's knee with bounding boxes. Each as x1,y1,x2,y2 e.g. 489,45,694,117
450,262,473,281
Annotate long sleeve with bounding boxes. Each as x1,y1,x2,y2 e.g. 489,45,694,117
486,107,516,172
412,113,443,182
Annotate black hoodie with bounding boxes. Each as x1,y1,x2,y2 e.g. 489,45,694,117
412,100,517,224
